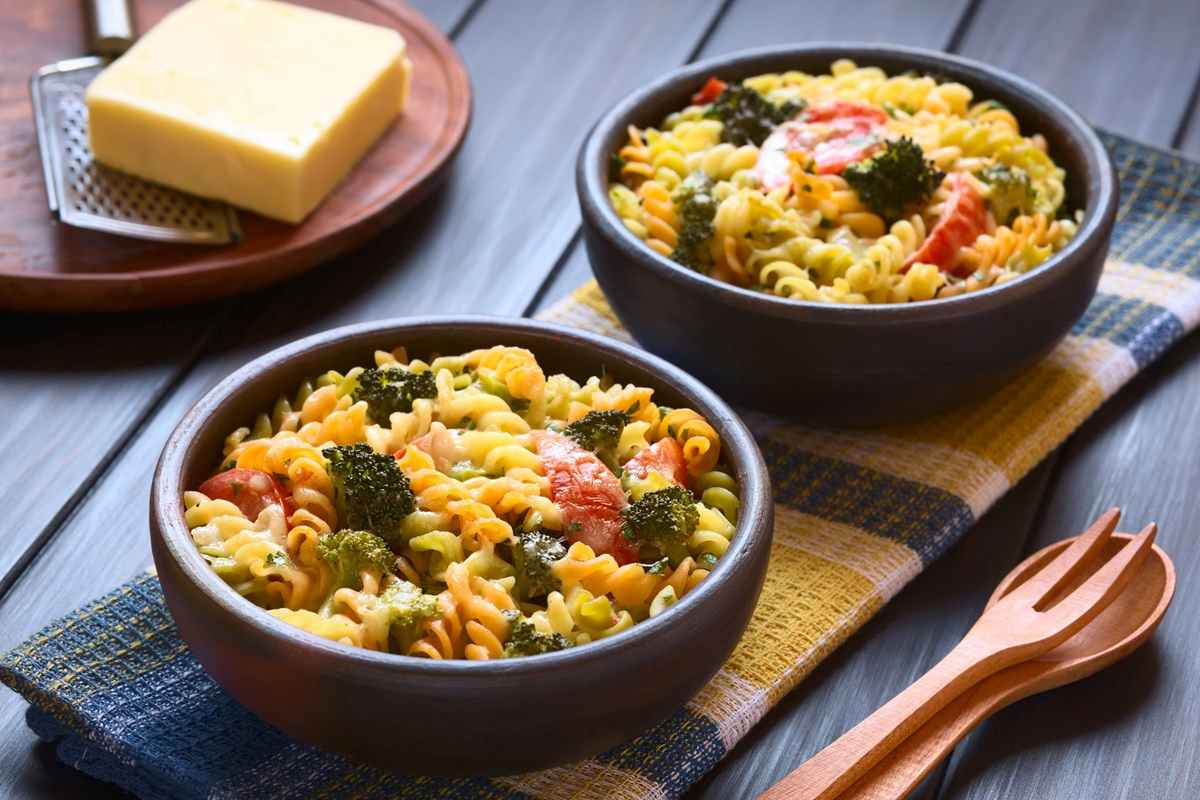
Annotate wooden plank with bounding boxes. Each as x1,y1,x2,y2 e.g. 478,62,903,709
936,334,1200,800
0,0,474,595
1173,88,1200,157
0,308,221,595
956,0,1200,146
0,1,728,797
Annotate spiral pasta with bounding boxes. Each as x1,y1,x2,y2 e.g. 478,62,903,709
609,60,1081,303
185,345,740,660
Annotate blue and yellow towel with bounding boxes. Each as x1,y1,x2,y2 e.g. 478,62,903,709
3,132,1199,800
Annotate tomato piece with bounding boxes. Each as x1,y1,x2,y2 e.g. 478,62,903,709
199,468,293,520
904,172,988,275
531,431,639,565
624,438,690,489
692,76,727,105
803,101,888,125
754,101,888,188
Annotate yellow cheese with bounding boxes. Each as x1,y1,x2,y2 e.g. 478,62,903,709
85,0,410,224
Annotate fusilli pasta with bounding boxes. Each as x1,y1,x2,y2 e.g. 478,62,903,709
609,61,1081,303
186,346,740,660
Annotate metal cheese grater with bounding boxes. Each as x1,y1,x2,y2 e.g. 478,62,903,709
30,0,240,244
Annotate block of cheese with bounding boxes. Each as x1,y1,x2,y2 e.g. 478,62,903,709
86,0,411,224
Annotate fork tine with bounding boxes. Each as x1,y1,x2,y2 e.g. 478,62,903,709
1003,507,1121,608
1039,522,1157,629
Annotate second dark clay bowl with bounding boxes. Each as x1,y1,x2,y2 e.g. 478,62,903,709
577,43,1118,425
150,317,773,776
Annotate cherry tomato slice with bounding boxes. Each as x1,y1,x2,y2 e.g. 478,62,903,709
692,76,728,105
624,438,690,489
532,431,639,565
803,101,888,125
199,468,293,520
755,101,888,188
904,172,988,275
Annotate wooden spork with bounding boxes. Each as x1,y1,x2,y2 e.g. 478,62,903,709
758,507,1156,800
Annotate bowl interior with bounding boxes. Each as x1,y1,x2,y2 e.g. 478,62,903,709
581,43,1115,318
157,316,771,674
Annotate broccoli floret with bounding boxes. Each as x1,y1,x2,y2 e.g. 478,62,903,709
843,137,945,221
503,615,572,657
979,164,1036,225
564,410,629,470
376,580,439,651
347,367,436,422
315,529,395,613
512,530,567,600
669,172,718,273
621,485,699,562
703,84,804,146
326,444,415,546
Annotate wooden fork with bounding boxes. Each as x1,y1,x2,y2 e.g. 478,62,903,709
759,508,1156,800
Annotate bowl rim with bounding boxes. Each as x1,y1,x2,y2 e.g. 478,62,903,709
577,41,1118,323
151,316,772,677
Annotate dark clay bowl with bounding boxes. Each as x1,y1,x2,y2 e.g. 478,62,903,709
577,43,1118,425
150,317,772,776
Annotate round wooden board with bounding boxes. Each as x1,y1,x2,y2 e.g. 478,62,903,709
0,0,470,312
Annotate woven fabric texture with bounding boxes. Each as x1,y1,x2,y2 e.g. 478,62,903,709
3,132,1199,799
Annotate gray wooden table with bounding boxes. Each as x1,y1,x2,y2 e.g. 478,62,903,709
3,1,1200,797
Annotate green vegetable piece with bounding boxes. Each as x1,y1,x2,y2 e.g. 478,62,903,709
377,580,439,652
346,367,436,422
512,530,567,600
621,485,700,562
563,409,629,470
315,529,395,614
843,137,945,221
326,444,416,547
504,616,572,657
477,372,530,414
670,172,718,273
978,163,1037,226
703,84,804,146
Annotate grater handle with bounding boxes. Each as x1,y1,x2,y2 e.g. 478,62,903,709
83,0,136,57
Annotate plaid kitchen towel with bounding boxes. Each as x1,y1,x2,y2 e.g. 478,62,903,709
3,131,1199,800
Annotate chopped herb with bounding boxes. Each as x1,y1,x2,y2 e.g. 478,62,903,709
646,557,670,576
703,84,805,146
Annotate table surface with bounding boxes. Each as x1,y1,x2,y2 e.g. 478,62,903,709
3,1,1200,798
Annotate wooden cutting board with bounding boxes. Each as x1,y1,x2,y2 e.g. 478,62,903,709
0,0,470,311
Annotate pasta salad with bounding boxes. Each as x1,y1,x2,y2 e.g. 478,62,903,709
184,345,740,659
609,60,1081,303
